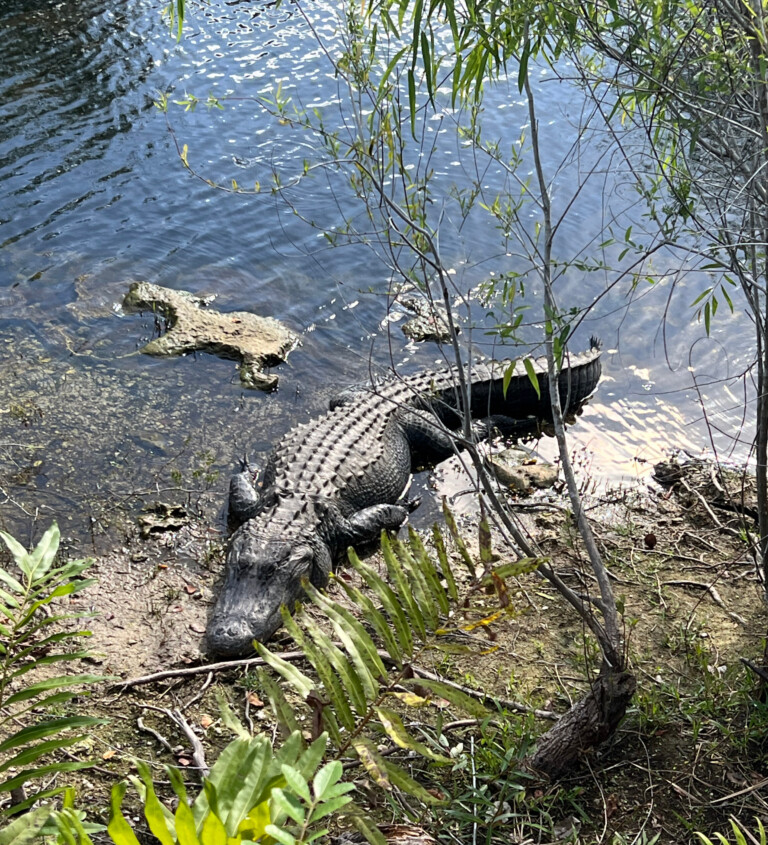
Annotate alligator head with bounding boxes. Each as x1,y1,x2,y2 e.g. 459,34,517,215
206,523,324,656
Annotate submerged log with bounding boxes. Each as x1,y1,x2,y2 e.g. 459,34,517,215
123,281,300,390
528,669,636,779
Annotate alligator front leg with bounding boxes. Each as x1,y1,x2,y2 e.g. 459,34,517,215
345,501,419,544
227,460,262,531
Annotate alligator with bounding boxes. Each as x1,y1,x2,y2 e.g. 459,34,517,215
207,341,602,655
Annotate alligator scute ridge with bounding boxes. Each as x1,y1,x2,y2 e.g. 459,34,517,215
207,341,602,656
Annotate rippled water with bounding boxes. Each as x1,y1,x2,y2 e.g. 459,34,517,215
0,0,755,543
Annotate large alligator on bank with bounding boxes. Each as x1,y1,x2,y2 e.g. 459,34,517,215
207,342,602,655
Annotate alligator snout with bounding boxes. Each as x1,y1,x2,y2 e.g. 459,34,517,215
207,611,281,656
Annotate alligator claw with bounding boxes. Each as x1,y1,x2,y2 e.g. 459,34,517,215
406,496,422,513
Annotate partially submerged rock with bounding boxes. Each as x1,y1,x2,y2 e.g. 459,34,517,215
487,446,558,492
400,295,454,343
123,281,300,390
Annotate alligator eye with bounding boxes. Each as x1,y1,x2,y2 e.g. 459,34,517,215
261,563,276,581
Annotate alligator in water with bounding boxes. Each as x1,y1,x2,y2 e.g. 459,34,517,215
207,342,602,655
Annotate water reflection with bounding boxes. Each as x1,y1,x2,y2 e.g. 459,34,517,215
0,0,757,543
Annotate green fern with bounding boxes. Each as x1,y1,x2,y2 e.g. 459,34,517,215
0,523,108,819
257,521,540,816
697,817,767,845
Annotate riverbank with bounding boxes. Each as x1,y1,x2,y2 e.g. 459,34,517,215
4,455,766,843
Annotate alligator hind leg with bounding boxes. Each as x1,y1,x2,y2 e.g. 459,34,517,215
342,501,417,547
227,460,262,531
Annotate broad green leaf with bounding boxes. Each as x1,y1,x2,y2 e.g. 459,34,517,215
0,530,32,571
265,824,296,845
136,760,176,845
107,782,142,845
312,760,343,801
309,792,354,823
199,809,228,845
0,567,23,595
236,800,271,841
271,787,306,825
0,804,54,845
296,732,328,781
374,707,451,763
169,768,199,845
25,524,61,578
281,764,311,804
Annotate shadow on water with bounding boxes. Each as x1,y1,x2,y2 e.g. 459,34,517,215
0,0,758,547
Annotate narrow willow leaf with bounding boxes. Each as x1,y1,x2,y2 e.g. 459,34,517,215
0,761,92,793
107,782,142,845
389,691,431,707
375,707,451,763
523,358,541,399
351,738,391,791
302,584,380,703
484,557,543,582
0,735,86,773
402,677,490,718
349,551,412,656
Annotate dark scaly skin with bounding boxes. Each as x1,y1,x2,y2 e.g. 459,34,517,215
207,341,602,655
